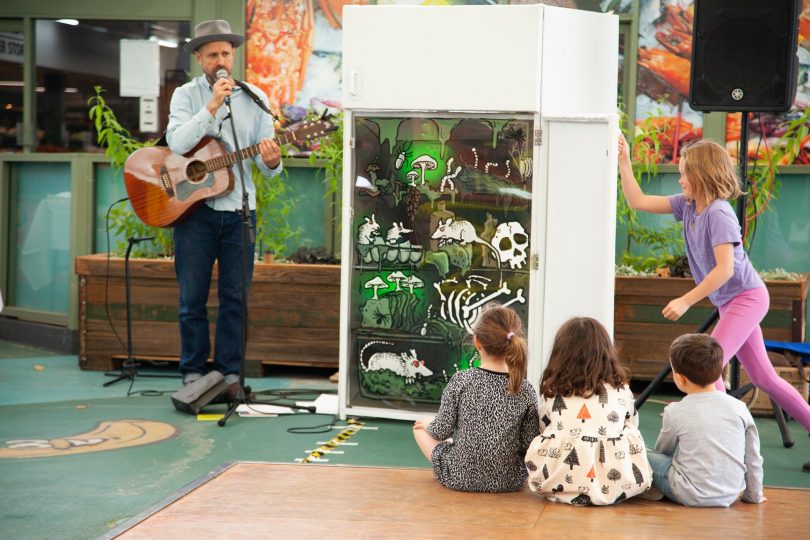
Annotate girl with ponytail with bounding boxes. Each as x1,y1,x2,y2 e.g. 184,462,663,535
413,303,540,492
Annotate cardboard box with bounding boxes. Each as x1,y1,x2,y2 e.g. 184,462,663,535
738,360,809,417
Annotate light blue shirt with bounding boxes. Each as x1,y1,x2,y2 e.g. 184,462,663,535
166,75,282,211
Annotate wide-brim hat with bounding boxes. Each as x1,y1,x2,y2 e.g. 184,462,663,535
184,19,245,53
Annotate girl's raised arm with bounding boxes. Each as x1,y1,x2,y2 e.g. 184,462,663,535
618,133,673,214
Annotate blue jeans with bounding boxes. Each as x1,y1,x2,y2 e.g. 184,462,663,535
174,205,255,380
646,448,680,503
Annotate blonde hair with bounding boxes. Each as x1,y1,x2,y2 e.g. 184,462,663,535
473,303,527,395
680,139,741,203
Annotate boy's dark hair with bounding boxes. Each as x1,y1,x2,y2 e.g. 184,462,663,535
540,317,628,399
669,333,724,386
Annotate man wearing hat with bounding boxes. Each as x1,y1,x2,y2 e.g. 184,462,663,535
167,19,281,400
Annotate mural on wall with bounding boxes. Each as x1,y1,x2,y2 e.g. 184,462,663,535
348,115,534,403
505,0,632,11
725,0,810,165
635,0,702,163
245,0,366,154
244,0,630,157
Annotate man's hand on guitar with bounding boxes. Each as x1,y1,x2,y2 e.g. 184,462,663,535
259,138,281,169
206,77,234,116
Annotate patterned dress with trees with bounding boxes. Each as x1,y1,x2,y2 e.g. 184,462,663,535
524,384,653,505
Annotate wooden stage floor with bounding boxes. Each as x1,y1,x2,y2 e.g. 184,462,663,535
110,462,810,539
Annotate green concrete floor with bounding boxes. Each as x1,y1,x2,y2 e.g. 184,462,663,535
0,343,808,540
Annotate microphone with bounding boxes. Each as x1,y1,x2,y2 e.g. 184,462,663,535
215,69,231,106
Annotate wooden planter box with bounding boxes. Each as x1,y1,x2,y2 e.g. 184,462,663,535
615,274,808,381
75,254,340,373
739,364,809,417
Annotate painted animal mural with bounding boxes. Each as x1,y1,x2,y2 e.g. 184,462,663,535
349,115,535,404
360,341,433,383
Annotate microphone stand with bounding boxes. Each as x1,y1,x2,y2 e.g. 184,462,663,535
218,94,255,427
214,88,317,424
104,236,180,387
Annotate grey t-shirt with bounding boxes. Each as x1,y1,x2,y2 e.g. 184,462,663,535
656,391,764,507
669,194,764,306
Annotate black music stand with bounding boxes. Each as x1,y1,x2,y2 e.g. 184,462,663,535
633,112,794,448
104,236,179,387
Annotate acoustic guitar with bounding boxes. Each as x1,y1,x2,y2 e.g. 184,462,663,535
124,117,337,227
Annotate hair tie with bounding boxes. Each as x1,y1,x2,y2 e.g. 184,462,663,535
506,331,514,342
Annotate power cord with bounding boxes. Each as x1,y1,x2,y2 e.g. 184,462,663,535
104,197,130,351
251,388,340,433
103,197,179,396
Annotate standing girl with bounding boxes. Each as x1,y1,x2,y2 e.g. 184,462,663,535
617,134,810,430
413,303,540,492
525,317,652,505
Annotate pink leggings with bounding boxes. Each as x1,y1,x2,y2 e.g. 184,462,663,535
711,287,810,431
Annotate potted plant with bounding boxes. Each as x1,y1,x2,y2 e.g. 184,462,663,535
614,108,810,381
76,88,341,373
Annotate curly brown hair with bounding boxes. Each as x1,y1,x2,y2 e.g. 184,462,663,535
540,317,628,398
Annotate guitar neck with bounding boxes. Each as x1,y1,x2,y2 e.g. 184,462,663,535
206,131,295,171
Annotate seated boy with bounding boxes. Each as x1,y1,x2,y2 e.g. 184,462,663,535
646,333,766,507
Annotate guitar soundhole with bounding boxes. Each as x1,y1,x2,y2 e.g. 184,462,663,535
185,159,208,184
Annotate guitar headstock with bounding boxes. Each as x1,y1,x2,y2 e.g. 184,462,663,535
286,116,339,142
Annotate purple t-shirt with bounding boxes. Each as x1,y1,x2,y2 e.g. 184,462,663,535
669,194,764,307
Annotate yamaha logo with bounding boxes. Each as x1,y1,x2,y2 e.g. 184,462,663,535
731,88,744,101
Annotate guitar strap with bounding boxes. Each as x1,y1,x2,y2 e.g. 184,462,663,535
234,79,280,122
153,79,279,148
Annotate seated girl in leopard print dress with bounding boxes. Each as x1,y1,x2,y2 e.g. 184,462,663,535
413,303,540,492
525,317,653,505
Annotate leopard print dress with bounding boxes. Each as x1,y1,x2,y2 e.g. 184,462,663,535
426,368,540,492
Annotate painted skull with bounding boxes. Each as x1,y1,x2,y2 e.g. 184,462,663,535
492,221,529,269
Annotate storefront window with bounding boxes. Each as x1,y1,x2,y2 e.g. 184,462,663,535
0,32,24,152
33,19,190,152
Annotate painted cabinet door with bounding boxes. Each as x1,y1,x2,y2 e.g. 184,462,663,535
345,114,535,412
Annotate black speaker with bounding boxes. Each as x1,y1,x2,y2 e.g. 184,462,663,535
689,0,801,112
170,371,228,415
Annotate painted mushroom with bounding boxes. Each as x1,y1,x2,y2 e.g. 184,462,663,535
403,275,424,294
405,170,419,187
411,154,437,186
364,276,388,300
387,270,407,291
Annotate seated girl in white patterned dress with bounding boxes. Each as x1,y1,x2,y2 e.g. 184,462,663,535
525,317,653,505
412,303,540,492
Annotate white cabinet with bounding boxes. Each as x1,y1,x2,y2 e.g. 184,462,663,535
339,5,618,420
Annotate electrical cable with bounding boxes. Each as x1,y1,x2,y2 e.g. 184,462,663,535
747,114,776,222
286,415,339,434
250,388,340,432
103,197,179,396
104,197,130,351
